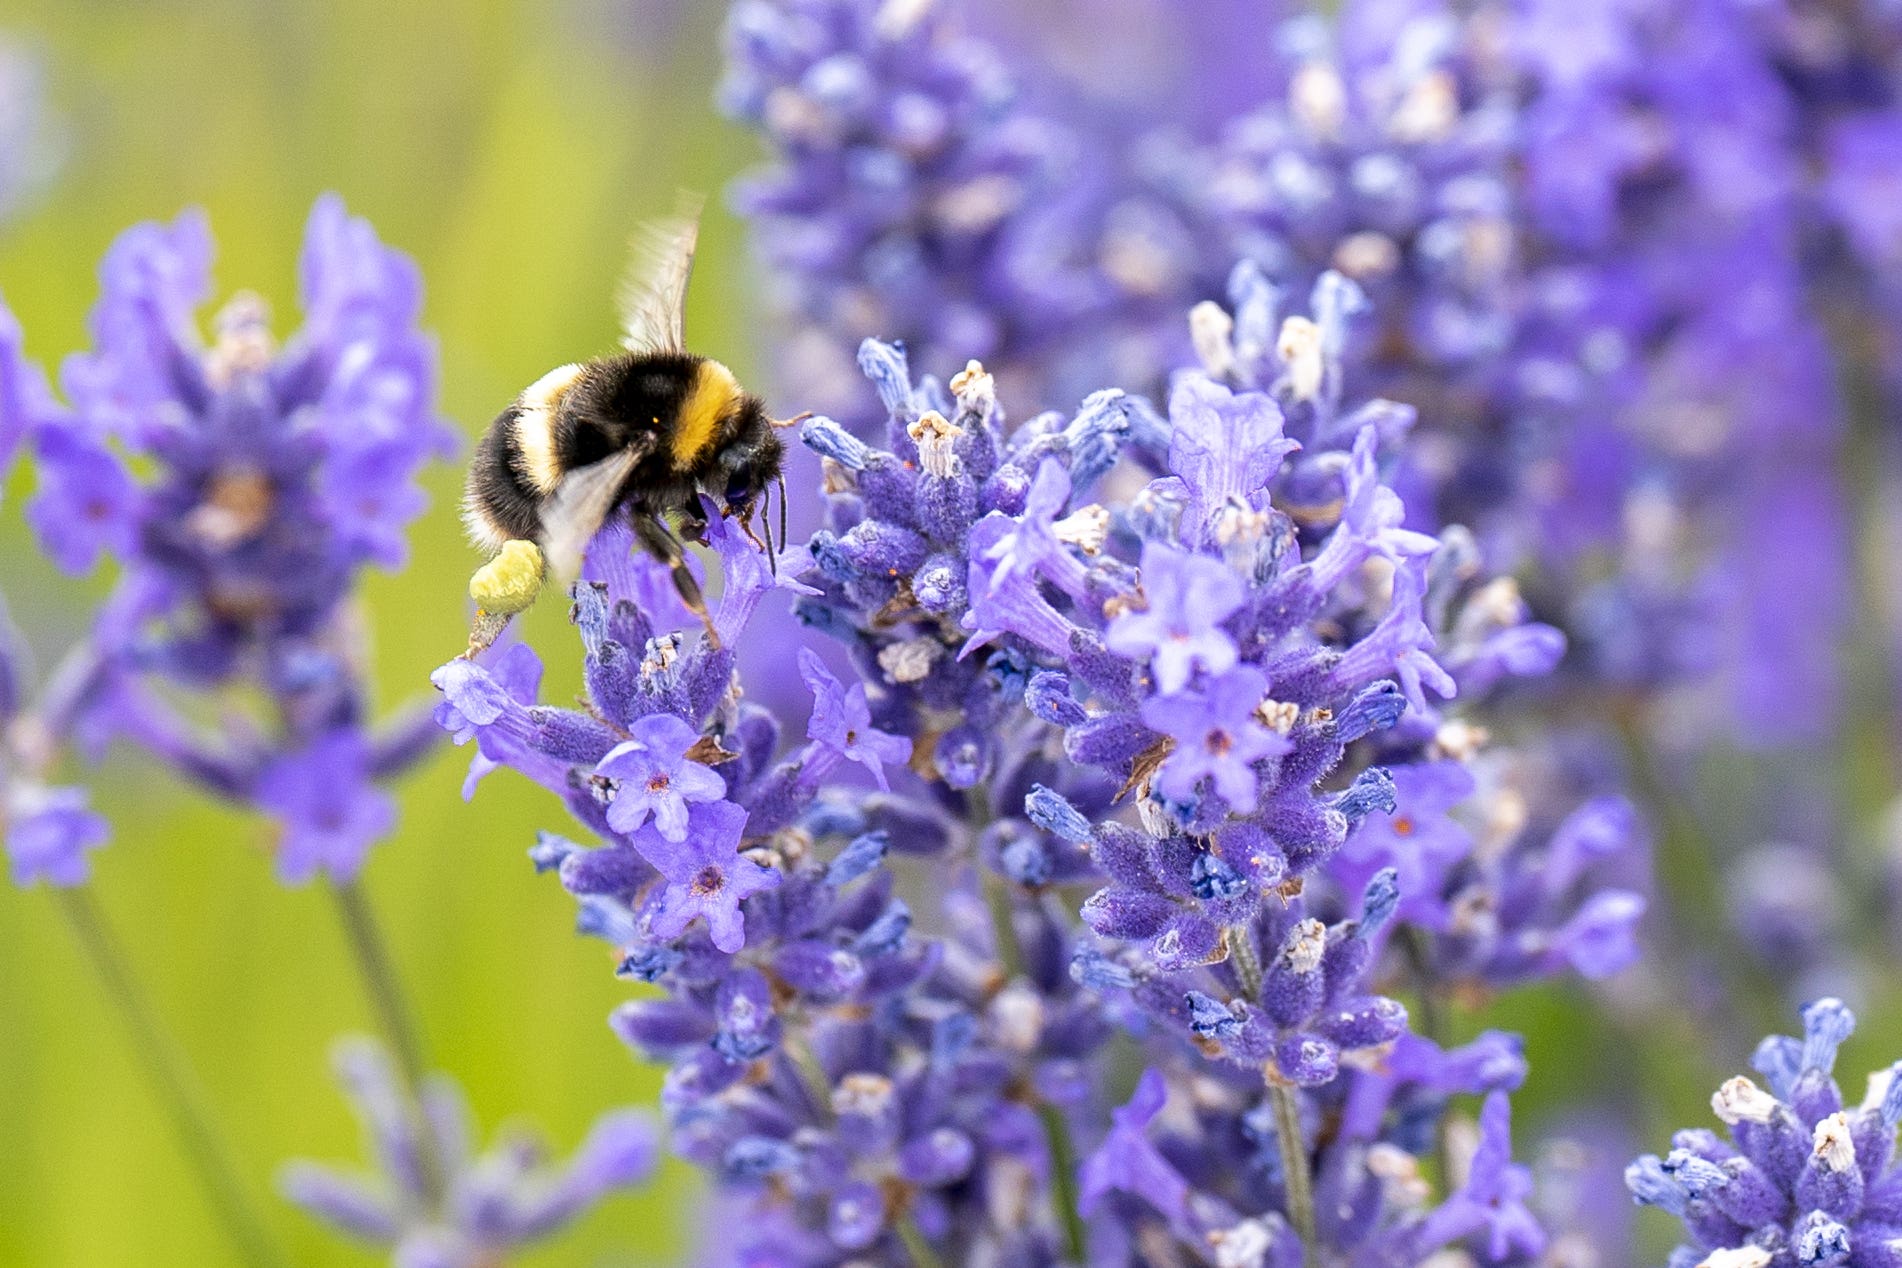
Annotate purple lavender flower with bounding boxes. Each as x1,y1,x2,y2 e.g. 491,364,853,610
1412,1092,1544,1260
1161,375,1302,547
1306,423,1438,593
797,646,911,789
1627,998,1902,1268
1105,542,1245,694
596,713,728,840
1139,667,1291,814
1339,759,1649,989
629,799,778,953
258,729,399,885
762,295,1598,1259
0,196,453,881
433,641,543,799
1078,1070,1192,1234
448,211,1645,1264
282,1038,657,1265
5,783,108,888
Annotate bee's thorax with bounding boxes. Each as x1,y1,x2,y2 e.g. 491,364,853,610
673,359,741,470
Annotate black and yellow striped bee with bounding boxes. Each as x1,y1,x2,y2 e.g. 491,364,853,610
461,199,790,655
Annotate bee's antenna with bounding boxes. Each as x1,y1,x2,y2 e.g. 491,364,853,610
777,469,789,561
762,488,778,577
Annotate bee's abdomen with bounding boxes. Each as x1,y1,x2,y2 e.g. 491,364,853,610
463,406,548,551
513,362,587,493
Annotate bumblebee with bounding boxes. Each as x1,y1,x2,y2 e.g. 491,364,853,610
461,199,790,655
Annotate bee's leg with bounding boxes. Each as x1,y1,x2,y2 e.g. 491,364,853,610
633,515,721,650
677,499,709,545
736,502,769,555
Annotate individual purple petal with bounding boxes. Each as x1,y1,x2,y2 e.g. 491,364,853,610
0,296,55,475
1078,1069,1193,1235
1549,890,1646,979
258,730,396,884
432,642,543,798
704,494,821,644
1306,424,1437,591
596,713,727,841
1330,761,1475,930
4,785,109,888
58,207,214,441
1414,1091,1545,1260
1140,666,1290,812
25,424,141,575
1331,555,1454,712
962,512,1086,657
977,459,1089,600
629,799,778,954
1106,542,1244,694
799,646,911,790
279,1163,403,1243
1165,374,1299,544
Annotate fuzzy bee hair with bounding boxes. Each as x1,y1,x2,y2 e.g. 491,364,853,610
461,197,787,644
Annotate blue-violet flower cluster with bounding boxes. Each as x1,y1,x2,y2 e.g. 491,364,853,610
0,196,455,883
438,262,1650,1263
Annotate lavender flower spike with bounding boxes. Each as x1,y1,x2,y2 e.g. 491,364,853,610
1629,999,1902,1267
282,1037,657,1265
0,195,454,883
453,252,1629,1262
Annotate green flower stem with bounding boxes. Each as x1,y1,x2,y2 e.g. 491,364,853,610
896,1214,946,1268
58,886,289,1268
328,876,443,1200
1268,1077,1318,1268
983,869,1087,1262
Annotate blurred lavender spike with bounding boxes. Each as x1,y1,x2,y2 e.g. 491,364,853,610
282,1037,659,1263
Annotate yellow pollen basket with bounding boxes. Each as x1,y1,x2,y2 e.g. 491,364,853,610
470,539,546,616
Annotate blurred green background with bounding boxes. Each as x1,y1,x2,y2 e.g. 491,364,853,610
0,1,758,1263
2,2,1898,1265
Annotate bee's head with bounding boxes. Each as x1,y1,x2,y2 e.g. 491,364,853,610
708,405,788,566
714,410,784,515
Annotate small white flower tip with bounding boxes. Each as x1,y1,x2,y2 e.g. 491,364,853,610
1697,1247,1772,1268
1190,300,1236,377
1283,918,1327,974
1052,505,1111,555
1711,1076,1780,1126
1277,315,1325,400
1814,1111,1856,1173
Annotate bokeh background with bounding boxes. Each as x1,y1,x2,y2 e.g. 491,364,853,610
0,2,1892,1265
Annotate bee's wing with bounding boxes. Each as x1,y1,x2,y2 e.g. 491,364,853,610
539,447,644,584
617,193,704,355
